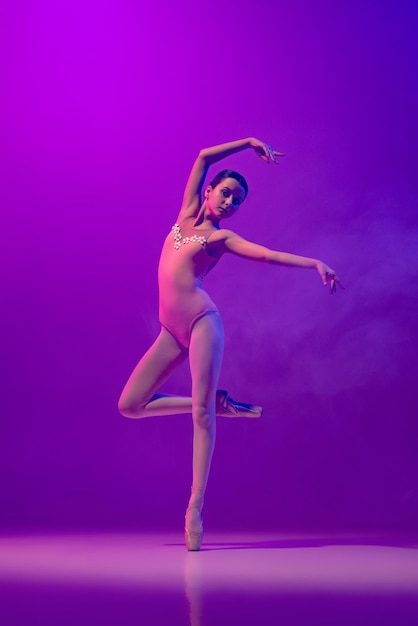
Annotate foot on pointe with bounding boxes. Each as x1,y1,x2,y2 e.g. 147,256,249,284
216,390,263,418
185,506,203,551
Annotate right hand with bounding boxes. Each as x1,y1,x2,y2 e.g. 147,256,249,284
249,137,284,164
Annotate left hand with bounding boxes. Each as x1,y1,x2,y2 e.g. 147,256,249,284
249,137,284,164
316,261,345,295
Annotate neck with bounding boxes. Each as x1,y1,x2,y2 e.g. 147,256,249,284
195,201,220,229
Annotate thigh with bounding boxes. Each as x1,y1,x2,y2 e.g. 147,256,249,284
119,327,188,408
189,312,224,409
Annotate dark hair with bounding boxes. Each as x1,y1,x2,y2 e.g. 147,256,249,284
208,170,248,199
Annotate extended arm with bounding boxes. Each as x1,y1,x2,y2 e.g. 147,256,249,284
219,231,344,294
177,138,283,221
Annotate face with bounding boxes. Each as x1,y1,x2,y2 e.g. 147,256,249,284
205,177,246,220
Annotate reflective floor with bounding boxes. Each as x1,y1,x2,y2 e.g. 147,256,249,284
1,532,417,625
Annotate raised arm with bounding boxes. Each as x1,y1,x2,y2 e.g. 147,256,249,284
177,138,284,222
216,230,344,294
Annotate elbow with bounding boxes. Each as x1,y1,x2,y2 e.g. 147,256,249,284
198,148,210,164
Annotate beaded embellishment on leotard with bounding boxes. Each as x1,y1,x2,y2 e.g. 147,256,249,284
172,223,207,250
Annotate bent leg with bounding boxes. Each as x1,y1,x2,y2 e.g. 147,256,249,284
118,327,191,418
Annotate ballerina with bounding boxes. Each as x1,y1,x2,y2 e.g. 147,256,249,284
118,137,343,550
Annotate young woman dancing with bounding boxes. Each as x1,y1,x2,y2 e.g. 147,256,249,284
118,138,343,551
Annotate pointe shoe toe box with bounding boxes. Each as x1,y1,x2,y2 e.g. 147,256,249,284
216,390,263,418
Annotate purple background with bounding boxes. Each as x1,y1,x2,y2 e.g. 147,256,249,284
1,0,417,532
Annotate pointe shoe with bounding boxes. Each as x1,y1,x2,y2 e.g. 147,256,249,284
185,507,203,552
216,390,263,418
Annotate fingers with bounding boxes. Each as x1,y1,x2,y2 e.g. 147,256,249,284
265,145,274,162
256,143,284,164
335,276,345,290
324,271,336,294
266,145,282,164
256,145,272,163
324,270,344,295
257,151,269,163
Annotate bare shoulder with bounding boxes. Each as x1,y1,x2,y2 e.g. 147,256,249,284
206,228,242,257
207,228,239,243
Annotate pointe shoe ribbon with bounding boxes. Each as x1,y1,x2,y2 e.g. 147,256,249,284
216,390,263,418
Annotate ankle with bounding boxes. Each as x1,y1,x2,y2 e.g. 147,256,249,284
187,488,204,513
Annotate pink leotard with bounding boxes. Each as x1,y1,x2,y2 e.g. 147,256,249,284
158,216,220,348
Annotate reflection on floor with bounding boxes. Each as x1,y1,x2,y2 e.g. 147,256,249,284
0,532,417,625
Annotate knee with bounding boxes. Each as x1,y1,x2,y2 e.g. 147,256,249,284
118,395,146,419
192,403,215,430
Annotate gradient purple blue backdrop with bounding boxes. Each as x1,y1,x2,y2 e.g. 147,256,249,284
1,0,418,531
